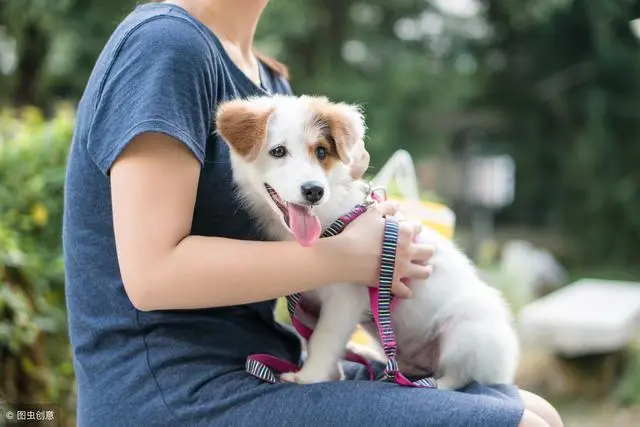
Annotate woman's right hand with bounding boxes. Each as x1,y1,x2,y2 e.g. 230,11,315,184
335,201,434,298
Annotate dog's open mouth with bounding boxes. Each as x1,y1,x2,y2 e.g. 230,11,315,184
264,183,322,247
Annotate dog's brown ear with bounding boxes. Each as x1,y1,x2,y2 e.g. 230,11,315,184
216,99,274,162
309,97,366,165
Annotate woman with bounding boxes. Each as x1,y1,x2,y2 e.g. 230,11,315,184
62,1,563,426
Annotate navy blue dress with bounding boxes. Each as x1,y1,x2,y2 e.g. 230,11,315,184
62,3,524,426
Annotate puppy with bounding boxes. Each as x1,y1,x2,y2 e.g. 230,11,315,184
216,94,520,389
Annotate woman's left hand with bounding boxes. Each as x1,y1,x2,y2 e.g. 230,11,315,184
349,139,370,180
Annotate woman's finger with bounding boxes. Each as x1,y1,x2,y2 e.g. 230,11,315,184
349,143,370,180
410,221,422,238
405,263,434,281
374,200,399,217
410,243,435,265
391,279,412,298
393,210,406,221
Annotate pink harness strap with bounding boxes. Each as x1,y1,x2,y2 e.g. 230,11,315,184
245,194,437,388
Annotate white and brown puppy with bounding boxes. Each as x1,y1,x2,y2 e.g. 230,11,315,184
216,94,520,389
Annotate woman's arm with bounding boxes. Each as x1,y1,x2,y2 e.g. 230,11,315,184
111,132,392,311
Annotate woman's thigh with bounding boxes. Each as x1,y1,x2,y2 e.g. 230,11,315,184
518,390,563,427
194,371,525,427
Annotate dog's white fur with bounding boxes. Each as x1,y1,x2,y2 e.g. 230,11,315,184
216,94,520,389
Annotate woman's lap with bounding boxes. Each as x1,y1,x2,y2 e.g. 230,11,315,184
179,362,524,427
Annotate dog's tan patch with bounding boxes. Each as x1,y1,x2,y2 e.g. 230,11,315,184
307,96,363,165
307,136,341,172
216,100,274,162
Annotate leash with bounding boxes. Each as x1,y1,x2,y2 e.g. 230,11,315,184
245,186,437,388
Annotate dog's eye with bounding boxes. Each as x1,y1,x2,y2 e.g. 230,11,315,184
316,146,328,161
269,145,288,158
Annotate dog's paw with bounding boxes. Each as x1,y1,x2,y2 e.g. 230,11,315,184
330,363,346,381
280,371,304,384
346,341,386,363
280,369,330,384
436,375,468,390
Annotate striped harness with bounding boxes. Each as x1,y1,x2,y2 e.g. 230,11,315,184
246,190,437,389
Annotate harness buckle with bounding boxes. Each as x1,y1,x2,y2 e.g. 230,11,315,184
364,181,388,206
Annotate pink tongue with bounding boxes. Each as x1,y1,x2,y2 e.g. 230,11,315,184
287,204,322,247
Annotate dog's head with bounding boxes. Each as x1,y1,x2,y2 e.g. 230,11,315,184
216,94,365,246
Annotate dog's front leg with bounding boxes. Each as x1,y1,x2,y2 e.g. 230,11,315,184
281,283,369,384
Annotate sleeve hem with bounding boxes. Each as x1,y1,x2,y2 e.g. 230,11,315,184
92,118,206,176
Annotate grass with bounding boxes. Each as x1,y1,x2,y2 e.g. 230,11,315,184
614,343,640,407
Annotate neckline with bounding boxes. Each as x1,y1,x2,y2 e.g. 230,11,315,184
143,2,272,96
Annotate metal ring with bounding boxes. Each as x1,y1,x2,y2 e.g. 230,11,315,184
370,186,388,202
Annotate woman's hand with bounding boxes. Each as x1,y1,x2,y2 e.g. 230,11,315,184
349,139,371,180
335,201,434,298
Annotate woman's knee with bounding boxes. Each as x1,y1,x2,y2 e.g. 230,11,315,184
518,390,563,427
518,410,551,427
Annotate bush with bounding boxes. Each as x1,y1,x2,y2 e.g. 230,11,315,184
0,105,76,426
616,343,640,407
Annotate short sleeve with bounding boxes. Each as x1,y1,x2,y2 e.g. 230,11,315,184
87,17,216,175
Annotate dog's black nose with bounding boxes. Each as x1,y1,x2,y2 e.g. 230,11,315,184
301,182,325,204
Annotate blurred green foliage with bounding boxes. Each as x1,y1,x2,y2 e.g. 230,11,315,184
477,0,640,266
0,106,76,424
1,0,638,266
616,343,640,407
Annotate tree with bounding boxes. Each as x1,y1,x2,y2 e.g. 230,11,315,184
475,0,640,265
0,0,135,106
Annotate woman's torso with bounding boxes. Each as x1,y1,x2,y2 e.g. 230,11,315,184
62,3,300,424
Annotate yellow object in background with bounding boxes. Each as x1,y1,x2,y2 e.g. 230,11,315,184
388,197,456,241
274,295,290,325
350,325,374,346
371,149,456,241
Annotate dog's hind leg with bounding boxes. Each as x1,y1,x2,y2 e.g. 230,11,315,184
281,283,369,384
437,320,519,390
